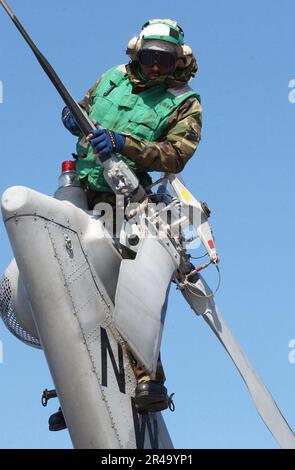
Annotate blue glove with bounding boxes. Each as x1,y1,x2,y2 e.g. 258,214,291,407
62,106,81,135
87,128,125,156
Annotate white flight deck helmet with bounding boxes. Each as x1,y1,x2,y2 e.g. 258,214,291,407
126,19,198,82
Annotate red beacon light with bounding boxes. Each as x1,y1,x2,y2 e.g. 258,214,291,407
54,159,88,209
62,161,76,173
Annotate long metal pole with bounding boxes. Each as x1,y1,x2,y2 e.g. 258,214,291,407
0,0,94,136
0,0,146,201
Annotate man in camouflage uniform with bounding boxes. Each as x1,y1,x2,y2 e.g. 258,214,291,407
62,19,201,210
49,19,202,430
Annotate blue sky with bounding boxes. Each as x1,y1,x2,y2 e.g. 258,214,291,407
0,0,294,449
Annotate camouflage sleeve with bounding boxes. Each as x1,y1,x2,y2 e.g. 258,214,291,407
121,96,202,173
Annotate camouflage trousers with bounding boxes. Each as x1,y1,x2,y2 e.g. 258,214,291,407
131,354,166,384
80,177,116,210
81,178,166,384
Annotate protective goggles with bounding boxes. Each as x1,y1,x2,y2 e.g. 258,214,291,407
138,49,177,69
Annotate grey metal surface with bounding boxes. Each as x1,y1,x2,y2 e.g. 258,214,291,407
113,237,176,377
1,185,173,449
54,184,88,210
181,275,295,449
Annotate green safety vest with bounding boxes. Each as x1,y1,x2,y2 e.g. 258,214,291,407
77,65,199,192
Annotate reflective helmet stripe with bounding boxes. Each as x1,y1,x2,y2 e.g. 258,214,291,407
140,21,184,46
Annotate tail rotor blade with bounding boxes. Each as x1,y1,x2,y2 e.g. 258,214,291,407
181,276,295,449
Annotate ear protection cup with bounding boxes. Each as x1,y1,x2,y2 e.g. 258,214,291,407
126,36,140,61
